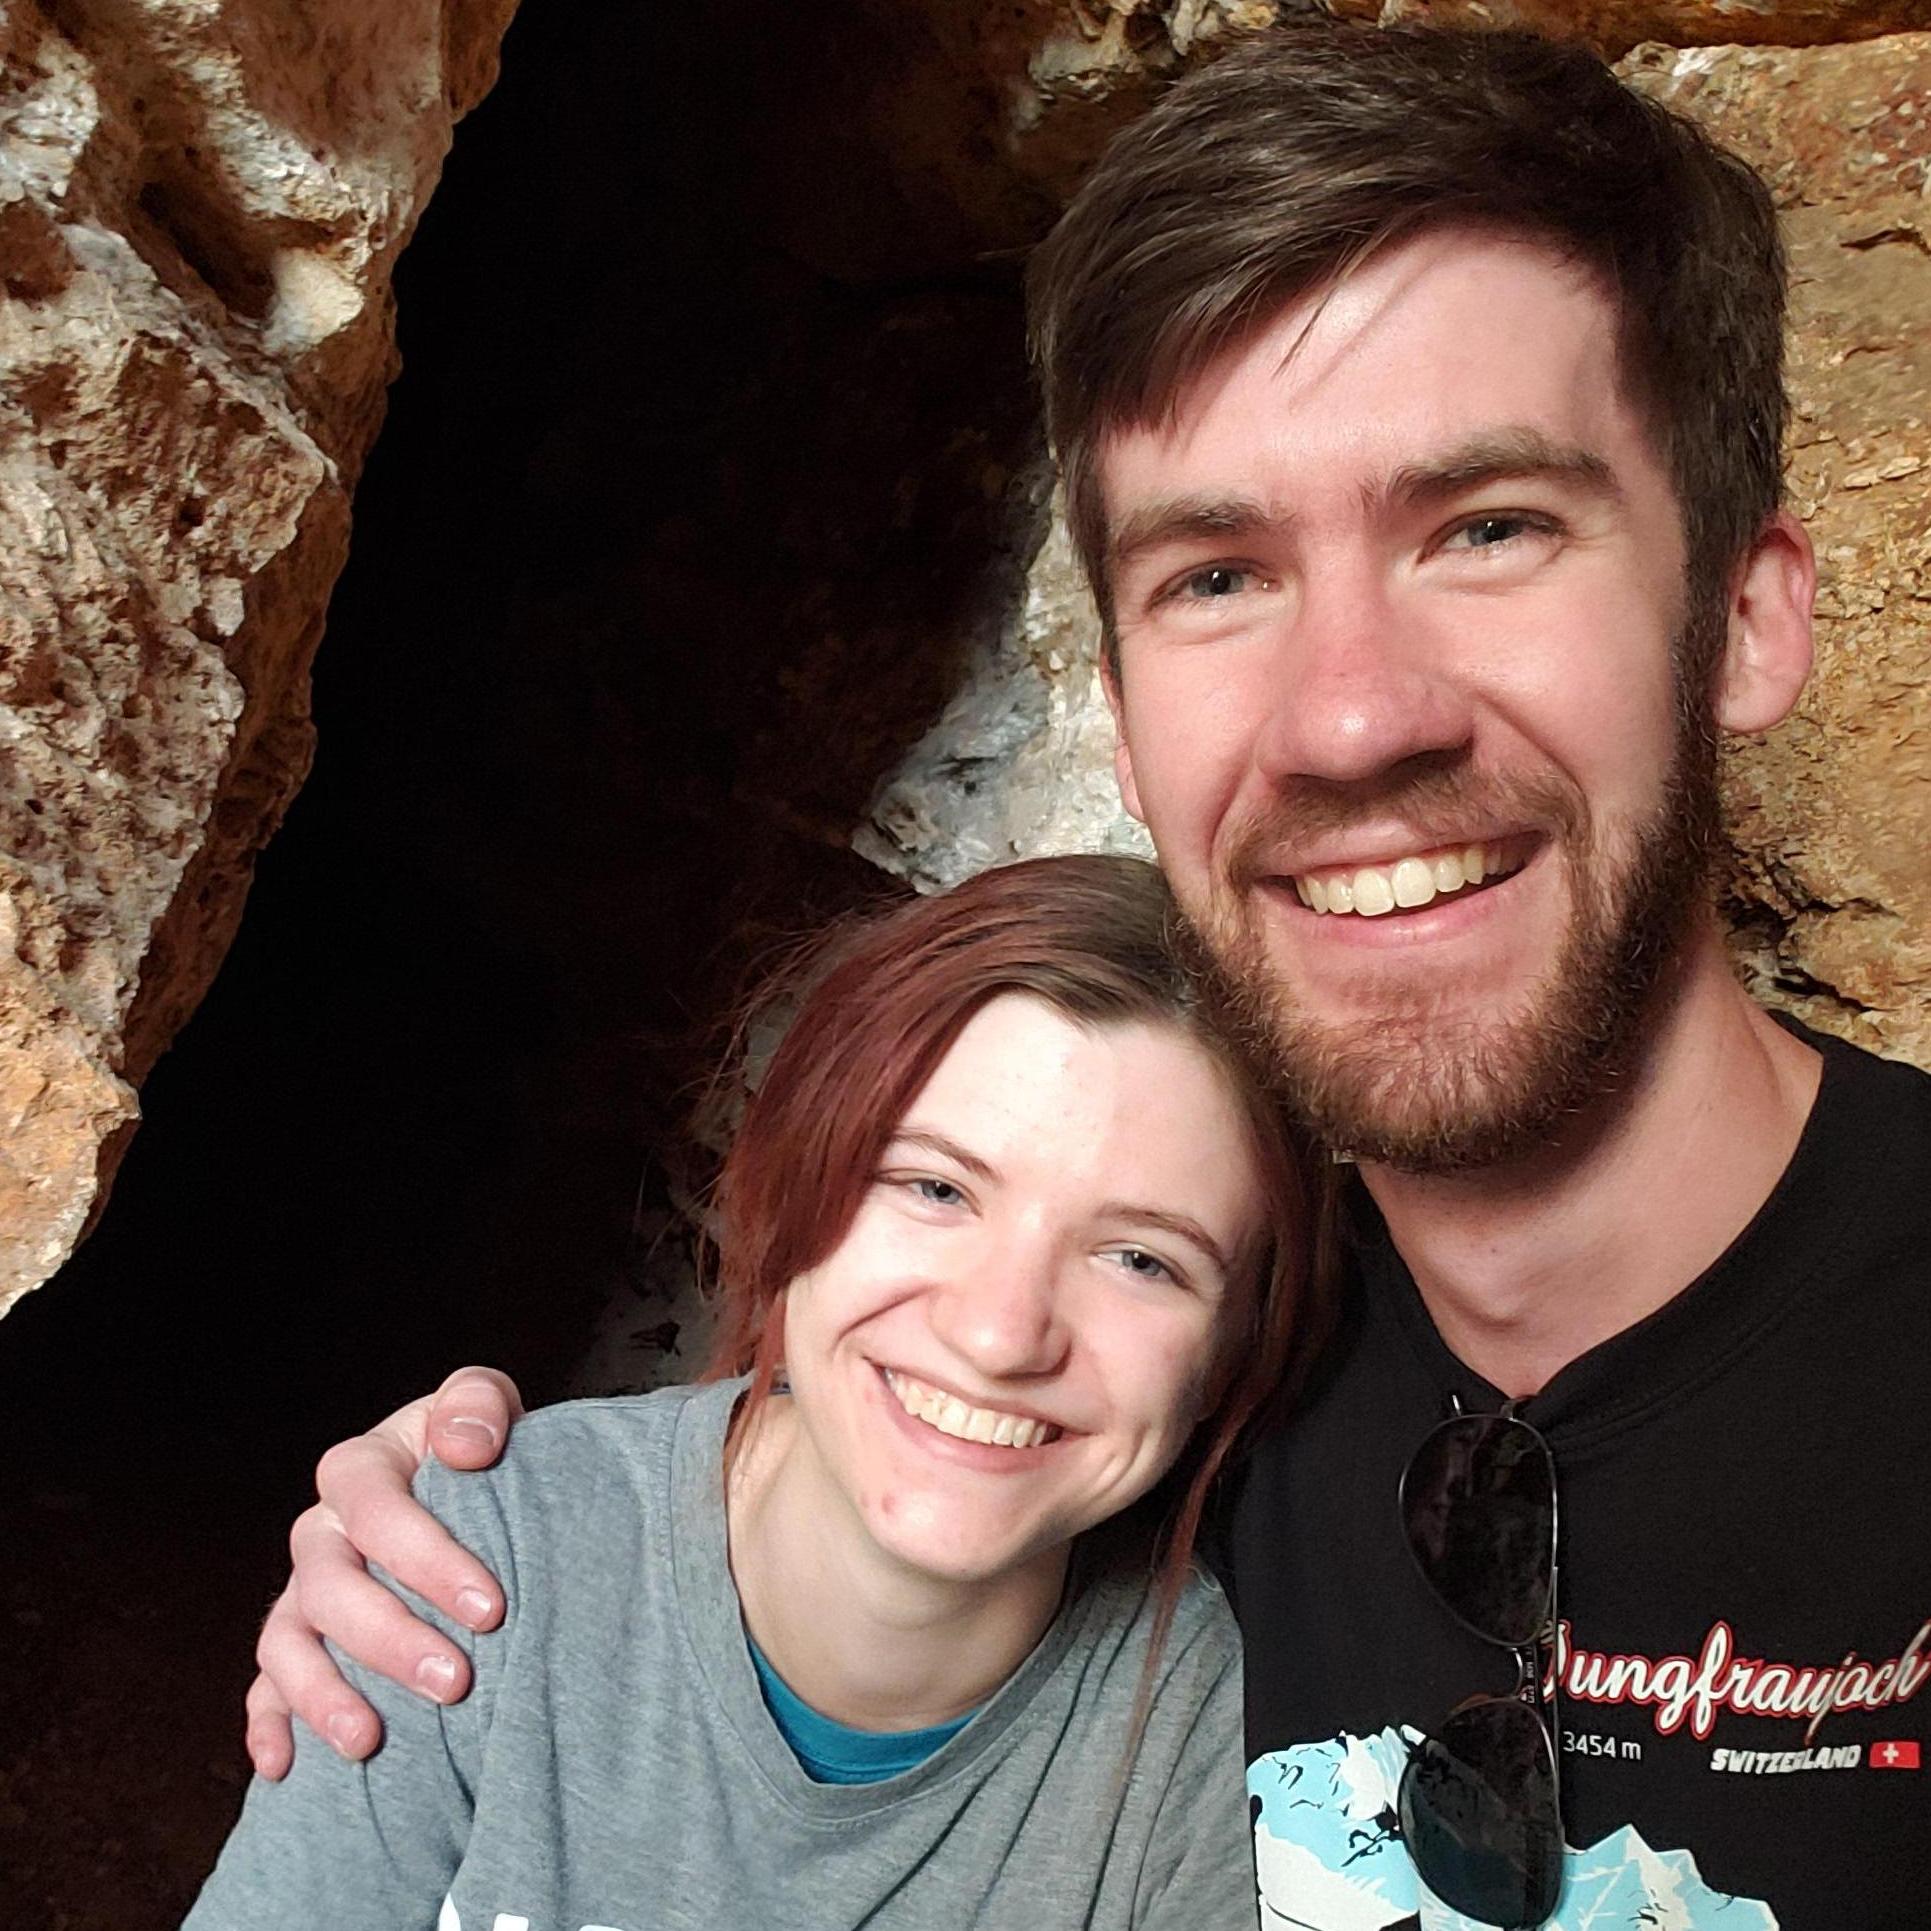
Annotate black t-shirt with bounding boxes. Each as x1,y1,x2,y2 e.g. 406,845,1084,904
1224,1029,1931,1929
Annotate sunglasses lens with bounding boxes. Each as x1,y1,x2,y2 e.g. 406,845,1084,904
1401,1414,1555,1648
1399,1697,1563,1925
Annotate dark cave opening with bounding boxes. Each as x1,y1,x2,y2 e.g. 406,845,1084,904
0,6,1045,1921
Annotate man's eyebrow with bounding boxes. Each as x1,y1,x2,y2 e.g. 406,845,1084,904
1098,1201,1236,1276
1378,429,1622,513
886,1130,998,1184
1105,494,1280,572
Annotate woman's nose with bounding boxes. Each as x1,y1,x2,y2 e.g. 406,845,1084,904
926,1228,1071,1382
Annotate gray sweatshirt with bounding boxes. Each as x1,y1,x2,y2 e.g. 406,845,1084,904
186,1379,1258,1931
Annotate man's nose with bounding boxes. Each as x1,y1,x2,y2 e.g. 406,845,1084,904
1250,562,1476,788
927,1226,1071,1382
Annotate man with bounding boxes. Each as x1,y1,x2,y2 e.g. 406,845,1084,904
246,25,1930,1928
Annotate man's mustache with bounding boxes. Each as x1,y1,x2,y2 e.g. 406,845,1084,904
1219,758,1586,891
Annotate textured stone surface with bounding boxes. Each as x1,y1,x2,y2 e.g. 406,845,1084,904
878,0,1930,236
857,471,1153,891
1627,34,1931,1062
860,27,1931,1072
0,0,516,1314
1324,0,1924,58
7,2,1926,1338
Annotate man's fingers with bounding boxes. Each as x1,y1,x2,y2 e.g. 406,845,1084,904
312,1434,505,1633
244,1371,520,1776
422,1365,524,1470
285,1503,488,1693
252,1587,385,1764
243,1670,296,1780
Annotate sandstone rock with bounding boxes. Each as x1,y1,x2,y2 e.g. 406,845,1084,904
861,28,1931,1074
1626,34,1931,1065
0,0,516,1315
966,0,1290,206
869,0,1928,243
1325,0,1922,60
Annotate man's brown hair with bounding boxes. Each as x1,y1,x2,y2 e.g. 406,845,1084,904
1027,21,1787,665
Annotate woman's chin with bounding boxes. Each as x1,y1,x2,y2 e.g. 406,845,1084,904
860,1500,1069,1595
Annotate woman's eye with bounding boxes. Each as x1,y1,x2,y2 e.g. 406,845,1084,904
1105,1246,1176,1283
910,1176,965,1207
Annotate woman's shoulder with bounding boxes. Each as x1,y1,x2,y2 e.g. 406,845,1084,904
1157,1562,1242,1663
509,1378,724,1457
411,1378,735,1546
1075,1557,1242,1683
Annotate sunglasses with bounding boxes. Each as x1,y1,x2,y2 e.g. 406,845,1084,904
1397,1407,1563,1928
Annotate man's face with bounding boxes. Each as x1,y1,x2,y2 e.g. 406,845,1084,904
1099,227,1719,1171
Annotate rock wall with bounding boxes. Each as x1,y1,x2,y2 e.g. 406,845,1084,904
0,0,516,1314
1633,35,1931,1060
860,14,1931,1071
2,0,1925,1325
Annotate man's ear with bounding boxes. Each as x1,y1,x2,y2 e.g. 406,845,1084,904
1713,510,1816,736
1100,652,1147,825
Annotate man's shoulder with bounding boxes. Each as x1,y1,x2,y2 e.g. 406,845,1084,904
1800,1022,1931,1184
1791,1015,1930,1097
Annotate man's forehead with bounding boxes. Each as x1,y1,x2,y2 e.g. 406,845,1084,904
1096,226,1639,511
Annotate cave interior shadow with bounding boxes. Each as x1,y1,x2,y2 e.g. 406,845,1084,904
0,3,1047,1922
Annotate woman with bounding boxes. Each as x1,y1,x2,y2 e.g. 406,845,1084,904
189,856,1319,1930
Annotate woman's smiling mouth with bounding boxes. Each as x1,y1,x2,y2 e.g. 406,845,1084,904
882,1369,1064,1449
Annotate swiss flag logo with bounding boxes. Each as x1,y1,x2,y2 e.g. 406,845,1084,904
1871,1740,1920,1770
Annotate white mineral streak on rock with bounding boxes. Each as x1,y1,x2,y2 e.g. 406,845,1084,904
855,484,1151,894
0,0,517,1315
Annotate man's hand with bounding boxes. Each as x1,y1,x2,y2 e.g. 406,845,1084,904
245,1366,525,1779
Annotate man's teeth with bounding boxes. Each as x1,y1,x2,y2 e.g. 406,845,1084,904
884,1371,1060,1449
1293,843,1520,918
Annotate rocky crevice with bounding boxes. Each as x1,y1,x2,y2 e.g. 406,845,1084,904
1,0,1927,1323
0,0,516,1311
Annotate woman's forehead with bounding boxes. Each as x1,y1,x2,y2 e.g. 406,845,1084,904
893,995,1268,1245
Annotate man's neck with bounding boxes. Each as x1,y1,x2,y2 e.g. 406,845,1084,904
725,1398,1067,1733
1361,929,1823,1399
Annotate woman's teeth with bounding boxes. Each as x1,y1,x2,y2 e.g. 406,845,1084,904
1293,842,1523,918
884,1371,1060,1448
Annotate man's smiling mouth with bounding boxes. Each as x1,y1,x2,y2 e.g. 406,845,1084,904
883,1370,1063,1449
1289,838,1530,918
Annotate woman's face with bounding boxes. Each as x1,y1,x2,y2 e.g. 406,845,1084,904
775,993,1271,1593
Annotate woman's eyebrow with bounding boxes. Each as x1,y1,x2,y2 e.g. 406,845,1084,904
1097,1202,1234,1275
886,1129,999,1184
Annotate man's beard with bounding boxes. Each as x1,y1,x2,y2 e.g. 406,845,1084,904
1191,647,1725,1176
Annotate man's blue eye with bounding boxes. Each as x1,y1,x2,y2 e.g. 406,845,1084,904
1184,566,1249,598
1456,515,1535,549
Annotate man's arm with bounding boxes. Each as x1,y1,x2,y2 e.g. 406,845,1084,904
246,1365,524,1778
192,1456,512,1930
